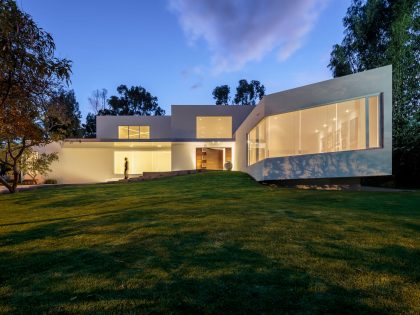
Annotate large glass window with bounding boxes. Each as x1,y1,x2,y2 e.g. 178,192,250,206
248,119,266,165
196,116,232,139
140,126,150,139
114,151,171,174
368,96,380,148
118,125,150,139
118,126,129,139
267,111,300,157
247,95,382,165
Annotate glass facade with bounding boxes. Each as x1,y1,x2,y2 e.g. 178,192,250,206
114,151,171,174
118,125,150,139
248,95,382,165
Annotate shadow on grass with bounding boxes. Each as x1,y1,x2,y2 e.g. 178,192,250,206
0,225,401,314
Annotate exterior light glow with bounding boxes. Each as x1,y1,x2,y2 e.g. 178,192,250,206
315,129,319,133
345,109,349,113
323,124,327,128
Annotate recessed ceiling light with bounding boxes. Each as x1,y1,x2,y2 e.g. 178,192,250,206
345,109,349,113
315,129,319,133
323,124,327,128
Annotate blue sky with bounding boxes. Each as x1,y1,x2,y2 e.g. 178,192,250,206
19,0,351,119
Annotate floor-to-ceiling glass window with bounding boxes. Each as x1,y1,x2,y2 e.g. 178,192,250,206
247,118,266,165
247,95,381,166
368,96,380,148
114,151,171,174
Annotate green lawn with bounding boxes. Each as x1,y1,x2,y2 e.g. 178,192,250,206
0,172,419,314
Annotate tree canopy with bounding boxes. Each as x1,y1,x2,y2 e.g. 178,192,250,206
48,89,82,138
0,0,72,192
329,0,419,186
212,85,230,105
233,80,265,106
212,80,265,105
108,85,165,116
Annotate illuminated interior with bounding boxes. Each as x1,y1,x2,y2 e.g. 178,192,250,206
118,126,150,139
114,150,171,174
196,116,232,139
248,95,381,165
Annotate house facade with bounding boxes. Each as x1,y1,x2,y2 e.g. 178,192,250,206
42,65,392,183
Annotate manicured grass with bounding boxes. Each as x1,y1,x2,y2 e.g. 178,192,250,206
0,172,419,314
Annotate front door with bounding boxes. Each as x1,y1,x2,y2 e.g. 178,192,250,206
196,147,231,170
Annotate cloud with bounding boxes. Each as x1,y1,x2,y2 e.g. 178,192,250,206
190,82,202,90
169,0,329,73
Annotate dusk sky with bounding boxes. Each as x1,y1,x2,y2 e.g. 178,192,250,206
20,0,352,118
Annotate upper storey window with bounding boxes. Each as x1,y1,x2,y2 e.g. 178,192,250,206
118,126,150,139
196,116,232,139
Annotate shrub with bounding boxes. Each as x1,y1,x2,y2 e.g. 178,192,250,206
44,179,58,184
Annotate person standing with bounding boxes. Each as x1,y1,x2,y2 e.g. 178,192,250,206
124,157,129,179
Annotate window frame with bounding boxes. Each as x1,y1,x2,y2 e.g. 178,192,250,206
118,125,151,139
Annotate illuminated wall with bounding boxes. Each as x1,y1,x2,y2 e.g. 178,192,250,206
248,96,381,165
196,116,232,139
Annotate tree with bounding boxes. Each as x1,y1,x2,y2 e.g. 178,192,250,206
83,113,97,138
21,149,58,184
49,89,82,138
0,0,72,193
233,80,265,105
88,88,108,114
328,0,420,187
212,85,230,105
108,85,165,116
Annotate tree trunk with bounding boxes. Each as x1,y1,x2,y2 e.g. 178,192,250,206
0,176,14,193
10,168,20,193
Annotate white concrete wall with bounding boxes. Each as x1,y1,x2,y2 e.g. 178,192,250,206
35,140,237,184
37,142,173,184
171,105,253,139
49,147,115,184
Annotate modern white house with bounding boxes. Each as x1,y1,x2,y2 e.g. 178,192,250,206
41,65,392,184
